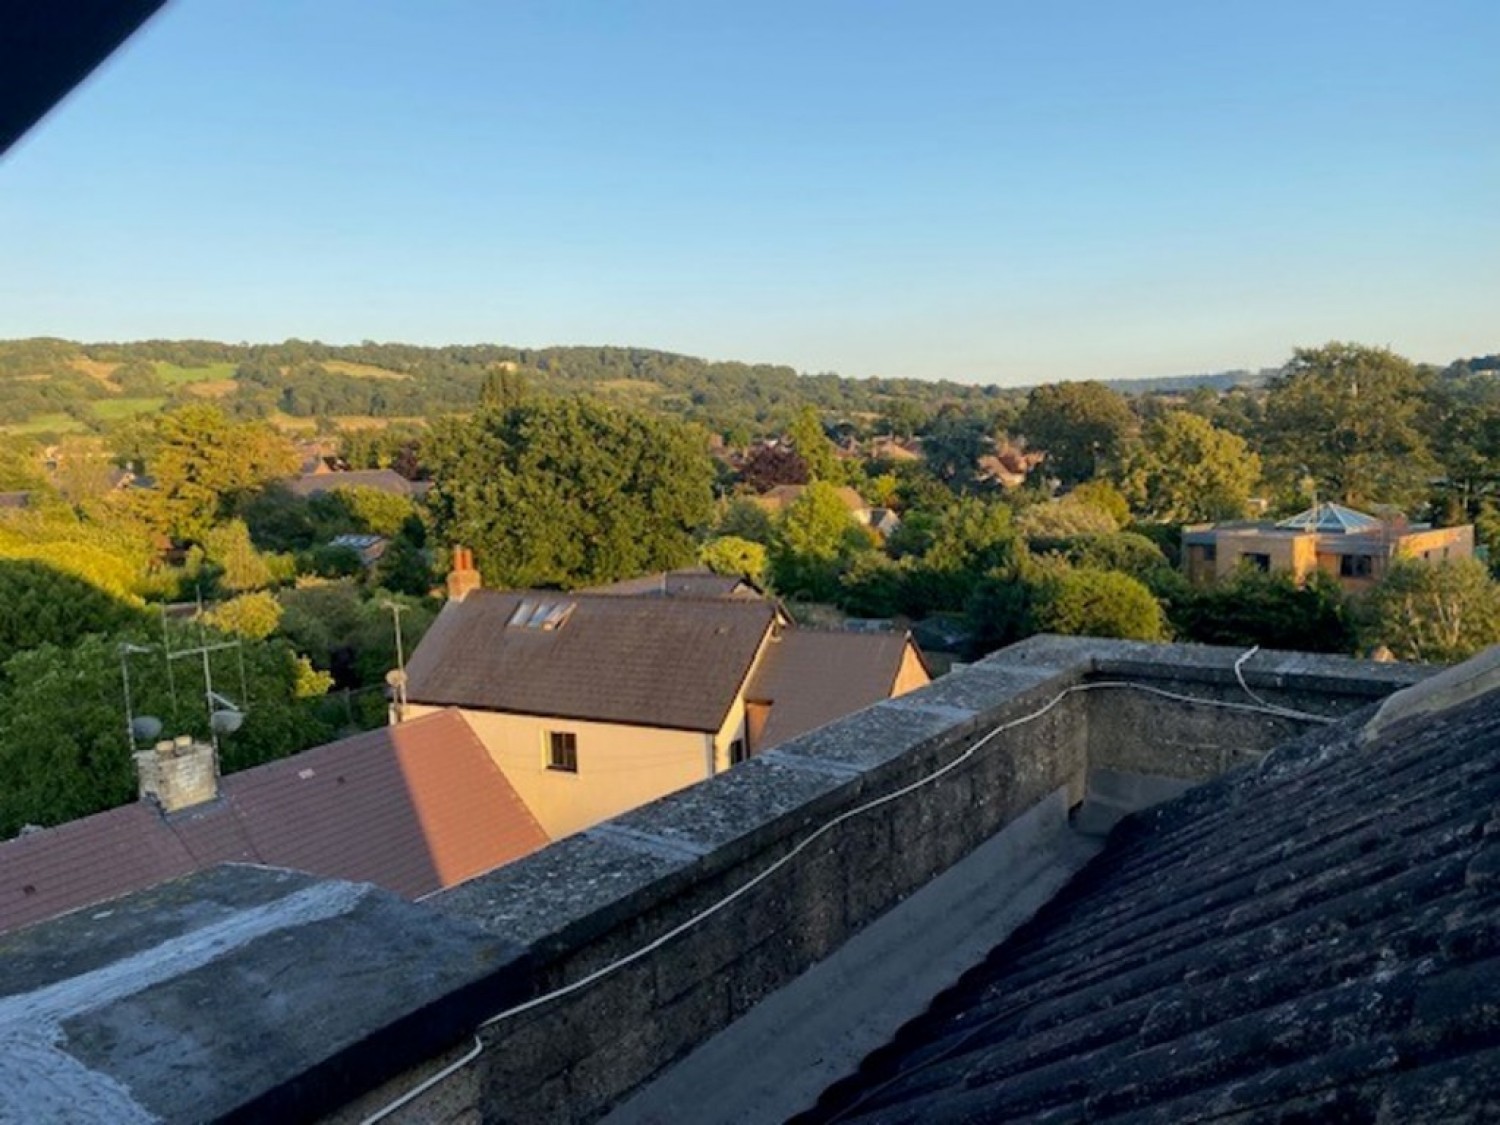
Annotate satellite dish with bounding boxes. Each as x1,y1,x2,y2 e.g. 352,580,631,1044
131,715,163,742
385,669,408,688
210,709,244,735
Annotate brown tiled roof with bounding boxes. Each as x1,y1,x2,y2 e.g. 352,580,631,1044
0,710,547,935
405,590,776,732
747,630,915,749
583,569,760,599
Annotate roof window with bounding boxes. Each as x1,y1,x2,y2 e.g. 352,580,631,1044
508,599,576,631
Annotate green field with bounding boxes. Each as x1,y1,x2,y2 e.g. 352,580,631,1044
93,396,169,420
0,412,88,436
155,361,238,386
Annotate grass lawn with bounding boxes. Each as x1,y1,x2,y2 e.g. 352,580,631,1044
324,360,409,381
92,396,168,420
155,361,238,386
0,412,88,435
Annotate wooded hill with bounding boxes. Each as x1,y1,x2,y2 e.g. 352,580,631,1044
16,337,1485,442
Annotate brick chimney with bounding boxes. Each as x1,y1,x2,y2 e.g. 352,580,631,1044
447,545,482,601
135,735,219,813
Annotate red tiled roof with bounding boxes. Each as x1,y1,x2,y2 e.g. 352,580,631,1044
0,710,547,935
406,590,776,732
747,630,916,749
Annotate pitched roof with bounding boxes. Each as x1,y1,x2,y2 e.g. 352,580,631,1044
0,710,547,935
405,590,776,732
757,484,869,513
807,689,1500,1123
584,569,761,600
285,469,428,499
747,630,916,749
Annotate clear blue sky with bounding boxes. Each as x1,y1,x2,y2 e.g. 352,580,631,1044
2,1,1496,384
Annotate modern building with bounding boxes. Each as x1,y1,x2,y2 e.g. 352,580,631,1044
400,554,929,839
1183,501,1474,590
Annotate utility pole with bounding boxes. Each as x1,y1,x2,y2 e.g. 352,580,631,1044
384,600,409,724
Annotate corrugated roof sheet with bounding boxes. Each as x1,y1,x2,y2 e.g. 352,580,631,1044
0,710,547,935
805,689,1500,1123
748,631,912,749
405,590,776,732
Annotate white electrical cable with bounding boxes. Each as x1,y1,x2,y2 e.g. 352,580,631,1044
1231,644,1333,724
359,660,1332,1124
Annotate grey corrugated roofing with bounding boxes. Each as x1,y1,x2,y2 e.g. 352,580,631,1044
405,589,776,732
0,710,548,934
748,630,914,749
805,691,1500,1123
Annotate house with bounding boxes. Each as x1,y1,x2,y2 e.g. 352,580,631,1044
401,555,930,838
0,709,548,935
1183,501,1474,590
752,483,905,536
285,467,432,500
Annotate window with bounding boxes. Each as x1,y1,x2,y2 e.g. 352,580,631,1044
729,736,750,766
1339,554,1374,578
1201,543,1217,563
1243,552,1271,572
546,731,578,772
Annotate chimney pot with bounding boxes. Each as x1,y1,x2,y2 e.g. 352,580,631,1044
447,544,483,601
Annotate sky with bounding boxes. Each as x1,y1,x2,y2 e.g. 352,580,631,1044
1,1,1496,385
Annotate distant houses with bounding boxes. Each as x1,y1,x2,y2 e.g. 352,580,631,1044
1183,502,1475,591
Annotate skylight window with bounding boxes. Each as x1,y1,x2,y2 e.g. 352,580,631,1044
508,600,576,631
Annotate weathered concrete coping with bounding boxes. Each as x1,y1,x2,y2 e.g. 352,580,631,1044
0,866,525,1124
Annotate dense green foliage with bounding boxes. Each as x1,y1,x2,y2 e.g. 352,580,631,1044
425,397,715,589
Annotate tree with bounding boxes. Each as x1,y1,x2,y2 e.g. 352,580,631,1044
788,406,837,481
0,559,149,665
203,519,292,592
698,536,769,585
1363,557,1500,664
903,498,1024,615
1018,382,1135,485
204,591,283,639
1031,565,1166,641
1016,496,1120,540
143,405,300,541
331,485,416,538
714,498,776,545
770,481,870,601
739,445,809,493
1119,411,1261,523
1172,568,1356,654
922,409,989,490
1261,343,1436,509
425,397,714,589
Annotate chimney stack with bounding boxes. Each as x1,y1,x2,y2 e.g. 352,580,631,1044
135,735,219,814
447,545,482,601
